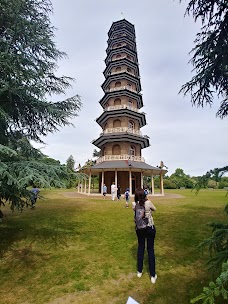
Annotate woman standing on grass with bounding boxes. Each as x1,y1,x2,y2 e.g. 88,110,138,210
132,188,157,284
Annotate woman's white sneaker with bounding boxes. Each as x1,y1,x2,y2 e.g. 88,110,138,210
137,271,143,278
151,274,157,284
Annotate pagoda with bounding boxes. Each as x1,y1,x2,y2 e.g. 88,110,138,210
82,19,167,195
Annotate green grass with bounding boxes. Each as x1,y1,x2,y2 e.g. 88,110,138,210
0,189,227,304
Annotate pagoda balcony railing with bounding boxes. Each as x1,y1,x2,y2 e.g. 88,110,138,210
110,69,136,77
105,86,140,94
111,56,134,62
105,105,139,113
96,154,145,164
109,33,135,43
102,127,142,136
112,44,132,50
109,33,133,40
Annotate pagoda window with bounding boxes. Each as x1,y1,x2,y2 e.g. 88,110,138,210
112,144,121,155
127,83,132,88
116,43,121,47
113,119,121,128
127,67,132,73
116,54,121,59
114,98,121,106
115,67,121,72
115,81,121,87
129,146,136,156
127,55,132,60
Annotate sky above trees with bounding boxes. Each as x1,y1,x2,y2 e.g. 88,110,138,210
33,0,228,176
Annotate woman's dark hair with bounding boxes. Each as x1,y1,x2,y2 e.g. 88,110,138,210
134,188,146,206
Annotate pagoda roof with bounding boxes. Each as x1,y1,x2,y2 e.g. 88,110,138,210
96,108,146,128
105,46,138,65
99,89,143,109
106,37,136,54
101,72,141,92
92,132,150,149
107,31,135,45
108,19,135,37
103,58,140,78
83,160,167,175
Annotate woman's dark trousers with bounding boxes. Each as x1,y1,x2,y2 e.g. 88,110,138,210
136,226,156,277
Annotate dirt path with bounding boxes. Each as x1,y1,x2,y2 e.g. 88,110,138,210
61,192,185,199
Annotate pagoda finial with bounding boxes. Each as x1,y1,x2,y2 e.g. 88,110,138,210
121,12,124,19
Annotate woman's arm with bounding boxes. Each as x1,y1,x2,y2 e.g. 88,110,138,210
149,201,156,211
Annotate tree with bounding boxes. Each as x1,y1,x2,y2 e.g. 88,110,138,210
170,168,188,178
191,204,228,303
163,179,177,189
207,179,218,188
0,0,82,210
66,155,75,172
179,0,228,118
169,168,194,188
39,156,61,166
218,177,228,189
191,260,228,304
190,166,228,303
193,166,228,192
92,149,101,159
0,0,81,144
81,159,96,169
0,143,71,210
65,155,76,188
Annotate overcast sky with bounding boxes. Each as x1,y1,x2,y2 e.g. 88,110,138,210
34,0,228,177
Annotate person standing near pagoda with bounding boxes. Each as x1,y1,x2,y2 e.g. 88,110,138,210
102,184,107,199
111,182,117,201
117,184,121,200
132,188,157,284
30,185,40,209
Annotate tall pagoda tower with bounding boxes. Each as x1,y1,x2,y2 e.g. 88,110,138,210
83,19,167,195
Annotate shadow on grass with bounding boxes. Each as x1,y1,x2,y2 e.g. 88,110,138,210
3,243,50,269
0,216,84,259
1,221,85,273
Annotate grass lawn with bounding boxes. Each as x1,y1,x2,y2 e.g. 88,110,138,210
0,189,227,304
